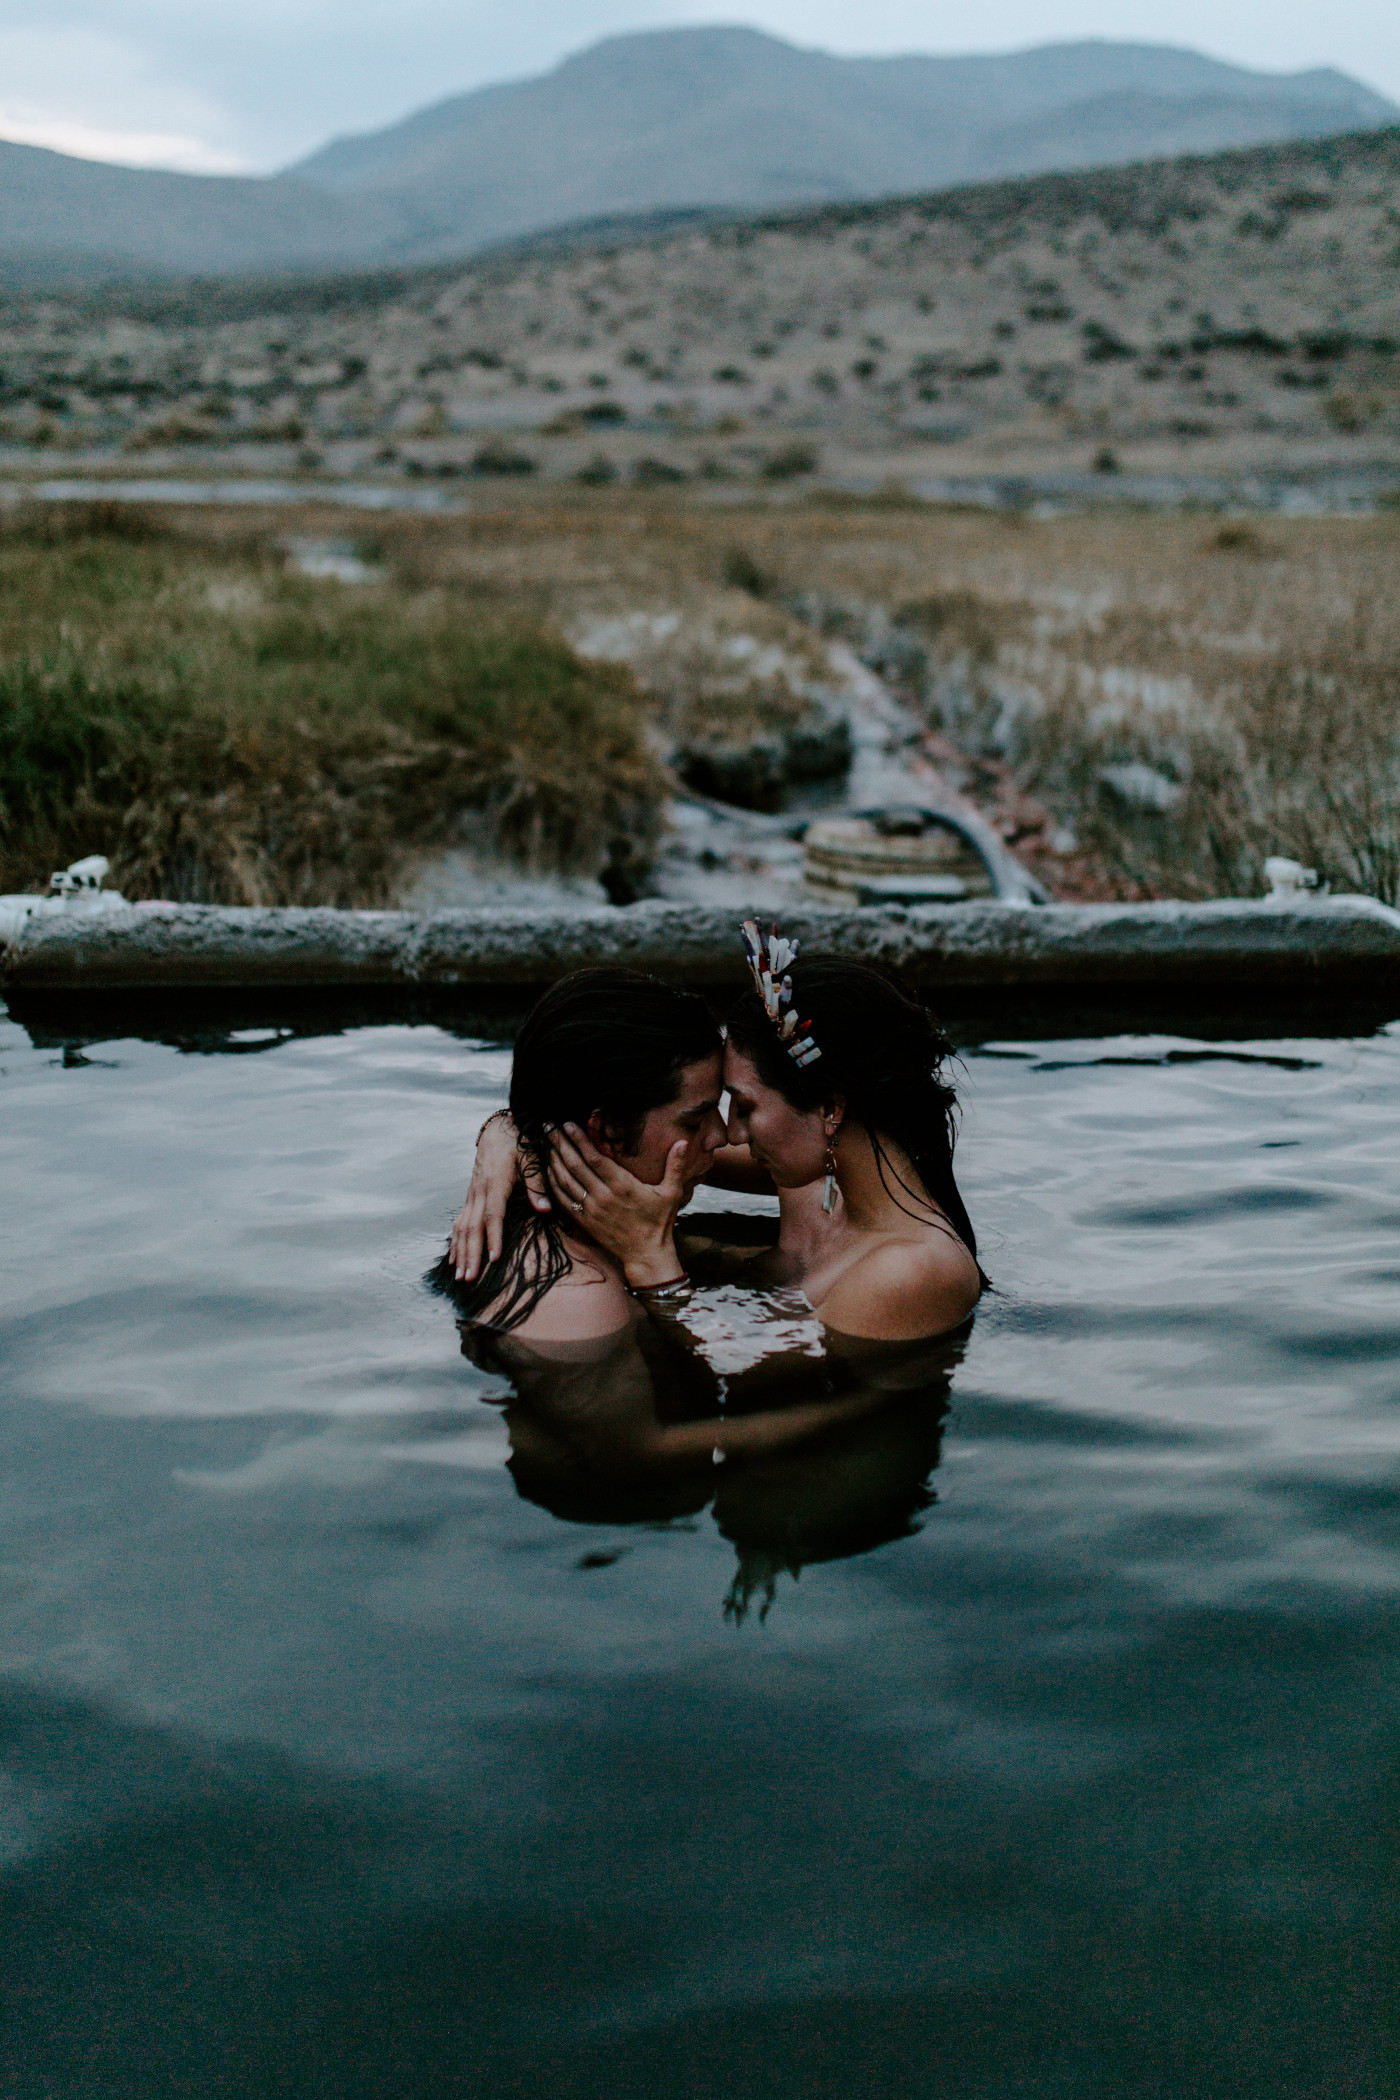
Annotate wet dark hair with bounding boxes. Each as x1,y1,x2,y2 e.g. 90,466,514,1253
725,955,983,1275
430,967,721,1331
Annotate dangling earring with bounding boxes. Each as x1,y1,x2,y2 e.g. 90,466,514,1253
822,1123,839,1214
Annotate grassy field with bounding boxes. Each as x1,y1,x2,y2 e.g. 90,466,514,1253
3,489,1397,907
0,502,660,904
369,488,1400,904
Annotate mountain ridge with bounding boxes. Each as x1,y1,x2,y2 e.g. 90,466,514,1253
295,28,1394,255
0,27,1394,284
0,140,397,285
2,121,1396,483
20,123,1399,328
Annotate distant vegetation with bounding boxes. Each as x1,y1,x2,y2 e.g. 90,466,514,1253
0,505,660,904
2,127,1396,476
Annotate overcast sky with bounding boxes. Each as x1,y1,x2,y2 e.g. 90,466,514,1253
3,0,1397,175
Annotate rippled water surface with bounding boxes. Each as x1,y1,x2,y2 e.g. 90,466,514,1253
2,1005,1398,2098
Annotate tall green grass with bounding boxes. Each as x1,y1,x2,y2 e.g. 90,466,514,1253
0,507,661,903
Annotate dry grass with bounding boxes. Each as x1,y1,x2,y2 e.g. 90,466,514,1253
384,509,832,741
0,503,661,904
775,504,1400,900
8,489,1398,906
369,489,1400,900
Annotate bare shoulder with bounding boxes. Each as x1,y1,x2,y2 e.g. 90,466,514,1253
817,1233,981,1341
490,1245,630,1344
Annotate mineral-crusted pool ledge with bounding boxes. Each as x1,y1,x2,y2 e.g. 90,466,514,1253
5,896,1400,992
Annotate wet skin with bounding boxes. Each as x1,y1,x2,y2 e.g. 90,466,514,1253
553,1045,981,1342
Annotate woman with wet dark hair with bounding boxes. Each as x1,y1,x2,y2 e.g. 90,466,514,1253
547,942,983,1342
434,964,907,1474
724,950,982,1278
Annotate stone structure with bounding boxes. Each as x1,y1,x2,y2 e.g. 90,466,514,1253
4,896,1400,993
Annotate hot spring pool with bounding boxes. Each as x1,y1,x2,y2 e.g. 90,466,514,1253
2,1001,1397,2097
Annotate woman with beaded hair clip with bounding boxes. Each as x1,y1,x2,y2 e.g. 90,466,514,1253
546,924,984,1343
433,964,912,1476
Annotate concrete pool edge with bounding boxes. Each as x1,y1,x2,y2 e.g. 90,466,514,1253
4,895,1400,992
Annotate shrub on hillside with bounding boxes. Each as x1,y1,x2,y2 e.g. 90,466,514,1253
761,442,819,480
632,456,687,486
471,440,537,476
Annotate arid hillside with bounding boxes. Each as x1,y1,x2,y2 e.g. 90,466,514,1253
3,129,1399,485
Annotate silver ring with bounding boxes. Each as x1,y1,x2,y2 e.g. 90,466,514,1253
571,1197,585,1213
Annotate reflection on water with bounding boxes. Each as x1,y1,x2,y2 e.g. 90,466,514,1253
447,1258,967,1624
714,1383,953,1624
2,1009,1399,2097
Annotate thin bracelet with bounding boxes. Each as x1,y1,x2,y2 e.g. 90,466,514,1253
474,1109,513,1149
629,1274,690,1299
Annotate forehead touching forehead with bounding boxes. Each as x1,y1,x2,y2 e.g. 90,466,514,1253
669,1050,724,1112
722,1042,768,1098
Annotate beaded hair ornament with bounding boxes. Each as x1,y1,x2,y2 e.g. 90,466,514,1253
740,919,821,1068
